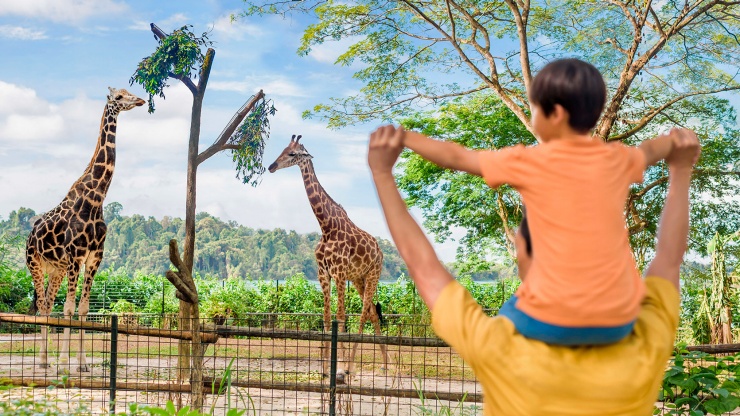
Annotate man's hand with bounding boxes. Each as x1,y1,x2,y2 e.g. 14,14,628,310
666,128,700,169
369,125,405,175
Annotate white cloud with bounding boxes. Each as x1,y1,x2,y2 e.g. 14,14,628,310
0,81,49,115
211,13,262,40
129,13,188,32
308,36,364,65
0,25,46,40
210,77,308,98
0,0,128,24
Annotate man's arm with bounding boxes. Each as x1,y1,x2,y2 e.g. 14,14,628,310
402,128,483,176
369,125,454,309
644,129,700,290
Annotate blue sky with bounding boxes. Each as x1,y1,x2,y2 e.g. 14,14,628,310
0,0,461,261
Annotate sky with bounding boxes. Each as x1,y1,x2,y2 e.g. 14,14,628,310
0,0,462,261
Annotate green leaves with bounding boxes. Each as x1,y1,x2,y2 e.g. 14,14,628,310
230,99,277,186
660,351,740,415
130,25,212,113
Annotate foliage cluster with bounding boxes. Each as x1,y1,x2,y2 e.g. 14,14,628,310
231,99,277,186
658,349,740,415
130,25,212,113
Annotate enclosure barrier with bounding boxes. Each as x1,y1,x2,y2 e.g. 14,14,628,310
0,312,736,415
0,312,482,415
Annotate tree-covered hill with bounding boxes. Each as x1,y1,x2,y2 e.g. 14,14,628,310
0,203,417,281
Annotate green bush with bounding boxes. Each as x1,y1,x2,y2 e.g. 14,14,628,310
658,349,740,415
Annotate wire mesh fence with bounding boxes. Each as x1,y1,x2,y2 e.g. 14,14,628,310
0,312,737,415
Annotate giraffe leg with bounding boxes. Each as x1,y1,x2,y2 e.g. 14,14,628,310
42,267,66,370
77,252,102,372
365,266,389,371
27,255,51,369
318,267,332,378
58,262,81,375
334,273,348,384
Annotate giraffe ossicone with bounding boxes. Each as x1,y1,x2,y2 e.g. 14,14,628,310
269,134,390,384
26,87,145,373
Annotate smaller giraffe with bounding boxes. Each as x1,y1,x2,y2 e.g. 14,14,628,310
26,87,144,373
269,135,389,383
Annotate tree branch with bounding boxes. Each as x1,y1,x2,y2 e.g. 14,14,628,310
608,86,740,141
503,0,533,95
150,23,198,95
196,90,265,166
166,239,197,304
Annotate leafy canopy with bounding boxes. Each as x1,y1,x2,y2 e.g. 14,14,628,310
230,99,277,186
130,25,212,113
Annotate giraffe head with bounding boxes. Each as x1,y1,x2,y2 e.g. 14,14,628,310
268,134,313,173
106,87,146,113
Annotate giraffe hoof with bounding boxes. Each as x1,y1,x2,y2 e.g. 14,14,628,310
77,365,90,373
39,363,50,369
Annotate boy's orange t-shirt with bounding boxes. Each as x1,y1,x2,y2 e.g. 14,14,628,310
479,139,647,327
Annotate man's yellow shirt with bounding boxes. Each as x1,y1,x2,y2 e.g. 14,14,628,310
432,277,680,415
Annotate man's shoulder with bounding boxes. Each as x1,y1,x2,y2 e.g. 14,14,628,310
432,281,515,354
632,276,680,350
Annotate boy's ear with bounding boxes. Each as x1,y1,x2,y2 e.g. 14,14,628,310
551,104,569,125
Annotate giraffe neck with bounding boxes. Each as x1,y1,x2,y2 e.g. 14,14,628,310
65,102,119,205
298,159,347,234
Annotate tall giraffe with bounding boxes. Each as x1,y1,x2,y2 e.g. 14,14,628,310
26,87,145,372
268,135,389,383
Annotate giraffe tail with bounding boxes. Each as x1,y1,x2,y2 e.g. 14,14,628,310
28,291,38,316
375,302,385,326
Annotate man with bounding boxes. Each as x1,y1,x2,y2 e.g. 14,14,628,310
368,125,699,415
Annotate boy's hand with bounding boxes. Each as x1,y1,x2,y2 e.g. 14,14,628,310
666,128,700,169
368,125,405,175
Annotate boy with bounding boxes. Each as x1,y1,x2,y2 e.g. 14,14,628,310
387,58,679,345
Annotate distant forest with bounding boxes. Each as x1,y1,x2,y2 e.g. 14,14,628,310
0,204,508,281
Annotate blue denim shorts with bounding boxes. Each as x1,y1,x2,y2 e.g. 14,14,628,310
499,296,635,346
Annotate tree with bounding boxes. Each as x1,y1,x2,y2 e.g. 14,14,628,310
239,0,740,267
103,202,123,223
706,232,739,344
130,23,275,411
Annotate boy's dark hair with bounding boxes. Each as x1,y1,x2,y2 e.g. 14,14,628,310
529,58,606,133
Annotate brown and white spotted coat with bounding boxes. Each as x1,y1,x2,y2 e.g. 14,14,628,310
268,135,389,383
26,87,145,372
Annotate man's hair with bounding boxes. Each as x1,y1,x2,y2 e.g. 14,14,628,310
529,58,606,133
520,207,532,256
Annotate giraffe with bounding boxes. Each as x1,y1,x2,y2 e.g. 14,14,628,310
26,87,145,372
268,134,389,384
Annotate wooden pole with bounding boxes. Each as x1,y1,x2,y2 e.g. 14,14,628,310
214,325,447,347
685,343,740,354
201,378,482,403
0,313,217,344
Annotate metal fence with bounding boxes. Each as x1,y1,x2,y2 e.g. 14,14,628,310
0,312,737,415
0,312,480,415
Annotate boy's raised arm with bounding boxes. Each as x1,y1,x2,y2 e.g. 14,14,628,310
644,129,700,289
368,125,454,310
403,128,483,176
638,129,677,167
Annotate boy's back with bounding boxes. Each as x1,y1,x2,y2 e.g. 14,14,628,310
480,138,647,327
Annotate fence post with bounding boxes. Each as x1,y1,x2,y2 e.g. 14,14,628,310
329,320,338,416
161,281,166,327
109,314,118,415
